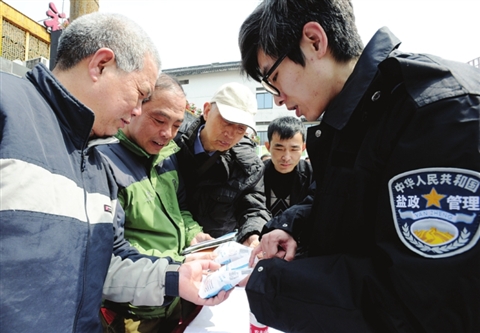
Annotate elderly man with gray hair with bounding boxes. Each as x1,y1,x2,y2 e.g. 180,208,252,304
0,12,228,333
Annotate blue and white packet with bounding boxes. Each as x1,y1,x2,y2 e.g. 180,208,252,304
199,242,254,298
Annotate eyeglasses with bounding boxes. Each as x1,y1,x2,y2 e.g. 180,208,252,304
260,52,289,96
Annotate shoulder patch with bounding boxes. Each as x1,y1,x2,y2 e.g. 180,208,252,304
389,167,480,258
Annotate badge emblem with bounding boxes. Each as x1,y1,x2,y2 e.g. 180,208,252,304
389,167,480,258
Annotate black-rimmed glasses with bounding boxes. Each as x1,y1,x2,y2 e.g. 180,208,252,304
260,52,289,96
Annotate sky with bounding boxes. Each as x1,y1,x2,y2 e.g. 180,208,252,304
4,0,480,70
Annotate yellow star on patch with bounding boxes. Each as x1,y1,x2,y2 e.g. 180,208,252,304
422,188,446,208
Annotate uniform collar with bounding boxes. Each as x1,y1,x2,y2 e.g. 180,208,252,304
323,27,401,130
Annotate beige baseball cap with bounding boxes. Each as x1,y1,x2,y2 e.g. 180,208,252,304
210,82,257,134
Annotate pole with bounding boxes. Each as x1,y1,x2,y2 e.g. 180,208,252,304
69,0,99,22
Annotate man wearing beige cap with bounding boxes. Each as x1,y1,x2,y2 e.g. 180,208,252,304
175,82,270,247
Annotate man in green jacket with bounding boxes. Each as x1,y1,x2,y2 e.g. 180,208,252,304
97,73,213,333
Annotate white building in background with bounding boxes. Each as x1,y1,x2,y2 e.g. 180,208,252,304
164,61,318,153
468,57,479,68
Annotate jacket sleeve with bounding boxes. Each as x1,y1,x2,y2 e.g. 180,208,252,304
128,239,185,262
246,255,407,333
235,175,272,243
181,209,204,245
102,200,181,307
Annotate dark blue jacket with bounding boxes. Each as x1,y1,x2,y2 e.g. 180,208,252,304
0,64,180,333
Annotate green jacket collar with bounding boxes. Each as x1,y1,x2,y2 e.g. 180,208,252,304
115,130,180,166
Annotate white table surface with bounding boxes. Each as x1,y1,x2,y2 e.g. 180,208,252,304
185,287,284,333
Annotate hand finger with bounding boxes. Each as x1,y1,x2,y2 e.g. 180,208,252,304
251,244,262,256
275,249,286,260
201,260,221,271
263,236,279,258
250,245,262,267
283,243,297,261
203,289,230,306
261,250,268,259
249,250,258,267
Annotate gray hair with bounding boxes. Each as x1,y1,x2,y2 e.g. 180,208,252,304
55,12,161,73
155,73,185,95
143,73,185,104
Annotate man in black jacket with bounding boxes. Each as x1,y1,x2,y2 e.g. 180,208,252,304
175,82,270,247
263,116,313,217
238,0,480,332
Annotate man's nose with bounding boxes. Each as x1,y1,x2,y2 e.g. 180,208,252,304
133,101,142,116
160,127,172,139
223,126,234,137
274,94,284,107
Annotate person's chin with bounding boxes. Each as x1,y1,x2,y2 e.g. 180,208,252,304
108,122,125,136
215,144,231,152
149,148,162,155
279,167,293,174
103,129,120,138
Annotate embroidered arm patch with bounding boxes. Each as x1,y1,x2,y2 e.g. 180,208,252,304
389,167,480,258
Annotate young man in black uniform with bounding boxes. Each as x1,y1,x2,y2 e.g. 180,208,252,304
238,0,480,332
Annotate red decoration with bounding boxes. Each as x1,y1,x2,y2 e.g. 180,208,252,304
44,2,68,31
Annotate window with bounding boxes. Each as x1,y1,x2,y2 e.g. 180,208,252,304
256,93,273,109
257,131,268,145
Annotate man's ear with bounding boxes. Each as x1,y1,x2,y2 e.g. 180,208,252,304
202,102,212,120
88,48,116,82
265,141,271,152
301,142,306,152
300,21,328,58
